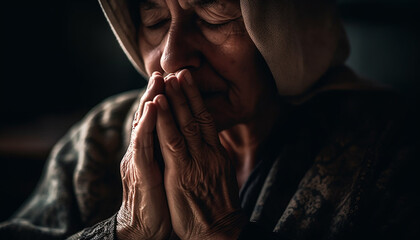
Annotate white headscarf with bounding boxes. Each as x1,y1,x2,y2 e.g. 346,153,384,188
98,0,374,100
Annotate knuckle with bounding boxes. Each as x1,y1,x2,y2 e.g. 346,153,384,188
195,109,214,125
183,120,199,136
130,130,141,150
140,92,150,106
166,135,186,154
190,93,202,104
120,156,130,178
130,126,153,151
139,94,153,111
178,99,190,110
132,111,140,129
179,166,205,193
139,95,148,107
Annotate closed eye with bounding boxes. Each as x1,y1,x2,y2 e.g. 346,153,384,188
197,18,233,30
145,18,170,30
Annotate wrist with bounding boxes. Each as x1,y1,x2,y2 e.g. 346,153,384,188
116,209,138,240
206,210,248,240
116,208,172,240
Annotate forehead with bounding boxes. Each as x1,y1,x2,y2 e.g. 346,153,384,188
139,0,221,9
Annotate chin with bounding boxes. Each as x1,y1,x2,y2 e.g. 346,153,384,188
214,117,234,132
206,108,240,132
202,94,244,132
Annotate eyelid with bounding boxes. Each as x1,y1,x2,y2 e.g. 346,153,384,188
199,16,241,25
145,18,170,29
140,8,170,27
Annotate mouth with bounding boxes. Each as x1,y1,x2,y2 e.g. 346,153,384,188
200,91,225,100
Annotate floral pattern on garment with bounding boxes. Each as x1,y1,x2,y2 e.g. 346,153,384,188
0,88,419,240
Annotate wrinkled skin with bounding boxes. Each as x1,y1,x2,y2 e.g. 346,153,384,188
117,0,280,239
117,70,247,239
156,70,247,239
117,72,172,239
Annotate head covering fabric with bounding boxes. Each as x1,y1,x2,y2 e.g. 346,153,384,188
98,0,351,96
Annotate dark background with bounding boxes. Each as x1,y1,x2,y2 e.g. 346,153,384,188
0,0,419,221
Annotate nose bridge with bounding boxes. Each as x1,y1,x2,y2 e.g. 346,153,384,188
160,19,200,74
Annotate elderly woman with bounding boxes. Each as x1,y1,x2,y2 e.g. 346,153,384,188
1,0,418,239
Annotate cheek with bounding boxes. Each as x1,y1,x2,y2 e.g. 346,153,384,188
139,38,163,76
214,38,265,92
211,42,253,78
215,39,272,114
138,35,167,76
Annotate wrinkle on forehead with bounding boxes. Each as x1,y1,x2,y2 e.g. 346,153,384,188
198,1,241,19
139,0,164,9
140,0,237,10
181,0,234,9
181,0,240,18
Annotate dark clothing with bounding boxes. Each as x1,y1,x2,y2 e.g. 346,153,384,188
1,79,419,239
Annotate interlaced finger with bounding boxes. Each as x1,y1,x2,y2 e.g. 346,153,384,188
133,72,165,129
176,69,219,146
164,74,203,154
154,94,189,171
131,101,163,188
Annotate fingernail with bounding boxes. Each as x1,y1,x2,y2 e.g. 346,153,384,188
164,73,175,81
170,78,180,91
157,96,168,110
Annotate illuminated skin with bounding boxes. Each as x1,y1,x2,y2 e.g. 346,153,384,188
138,0,278,131
116,0,281,239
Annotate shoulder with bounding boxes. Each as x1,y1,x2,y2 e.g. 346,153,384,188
292,86,419,236
48,88,145,174
295,76,419,195
301,84,417,146
301,86,419,171
52,89,144,155
83,89,143,126
68,89,145,225
75,89,145,159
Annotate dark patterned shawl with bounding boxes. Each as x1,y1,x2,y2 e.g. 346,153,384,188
0,67,419,240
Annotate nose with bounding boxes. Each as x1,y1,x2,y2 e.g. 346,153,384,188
160,21,201,74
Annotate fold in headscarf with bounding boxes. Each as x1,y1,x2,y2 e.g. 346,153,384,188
98,0,366,98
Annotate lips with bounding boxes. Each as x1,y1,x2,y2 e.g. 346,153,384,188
196,81,227,99
189,71,228,100
200,90,225,100
196,82,226,100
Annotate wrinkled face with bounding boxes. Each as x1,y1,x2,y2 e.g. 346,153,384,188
137,0,277,130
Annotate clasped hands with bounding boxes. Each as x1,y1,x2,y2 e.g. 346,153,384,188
117,70,246,240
